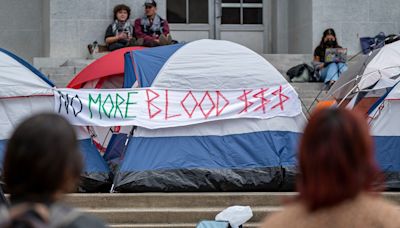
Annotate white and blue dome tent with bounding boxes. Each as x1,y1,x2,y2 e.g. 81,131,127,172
330,40,400,189
0,48,111,192
112,39,306,191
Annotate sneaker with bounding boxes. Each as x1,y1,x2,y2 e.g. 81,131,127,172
159,34,172,46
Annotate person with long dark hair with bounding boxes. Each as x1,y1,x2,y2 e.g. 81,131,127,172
0,113,107,227
262,108,400,227
314,28,348,87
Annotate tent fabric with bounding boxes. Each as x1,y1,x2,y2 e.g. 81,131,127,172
67,46,144,89
359,41,400,90
78,138,112,192
0,49,110,192
125,43,184,88
0,48,54,87
365,83,400,189
0,48,54,98
120,131,299,172
114,39,305,192
328,41,400,100
152,39,286,89
328,50,379,99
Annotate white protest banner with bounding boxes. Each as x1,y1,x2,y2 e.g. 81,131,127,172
55,85,301,129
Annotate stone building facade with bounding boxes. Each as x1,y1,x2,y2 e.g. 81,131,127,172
1,0,399,62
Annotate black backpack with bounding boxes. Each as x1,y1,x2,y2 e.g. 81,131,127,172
286,63,316,82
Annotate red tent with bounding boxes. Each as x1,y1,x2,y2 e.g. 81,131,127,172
67,46,144,89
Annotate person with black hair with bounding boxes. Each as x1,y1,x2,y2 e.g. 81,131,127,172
313,28,348,87
0,113,107,228
134,0,173,47
105,4,139,51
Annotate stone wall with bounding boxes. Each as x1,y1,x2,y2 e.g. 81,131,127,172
48,0,166,58
288,0,313,54
2,0,400,61
312,0,400,54
0,0,43,62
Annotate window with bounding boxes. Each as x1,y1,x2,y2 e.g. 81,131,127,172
167,0,209,24
221,0,263,24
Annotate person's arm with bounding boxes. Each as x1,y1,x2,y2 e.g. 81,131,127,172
313,47,324,70
134,18,156,42
104,25,127,45
105,36,119,45
162,20,170,36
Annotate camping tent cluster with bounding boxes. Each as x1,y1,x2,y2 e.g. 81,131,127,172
328,40,400,188
3,38,400,192
67,39,306,192
0,48,111,192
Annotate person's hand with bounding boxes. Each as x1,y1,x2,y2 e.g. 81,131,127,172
117,33,128,40
317,63,324,70
154,39,160,44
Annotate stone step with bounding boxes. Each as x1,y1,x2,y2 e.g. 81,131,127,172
48,74,75,87
64,192,295,209
64,193,400,227
109,223,261,228
61,59,94,67
81,206,278,224
290,82,325,91
40,66,76,76
263,54,313,75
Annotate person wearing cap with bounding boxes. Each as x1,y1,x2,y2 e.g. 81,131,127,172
134,0,173,47
105,4,138,51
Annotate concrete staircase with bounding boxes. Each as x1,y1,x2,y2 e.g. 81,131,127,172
62,192,400,228
33,54,326,113
62,192,289,228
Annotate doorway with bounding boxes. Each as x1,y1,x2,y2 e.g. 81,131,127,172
167,0,269,53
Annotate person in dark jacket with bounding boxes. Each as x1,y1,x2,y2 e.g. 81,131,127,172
105,4,137,51
313,28,348,87
134,0,173,47
0,113,107,228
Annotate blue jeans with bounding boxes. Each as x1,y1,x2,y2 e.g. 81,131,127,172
320,62,348,84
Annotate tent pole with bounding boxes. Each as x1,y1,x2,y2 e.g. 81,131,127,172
110,125,137,193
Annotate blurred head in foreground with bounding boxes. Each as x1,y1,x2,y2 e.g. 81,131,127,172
4,113,82,202
298,108,382,211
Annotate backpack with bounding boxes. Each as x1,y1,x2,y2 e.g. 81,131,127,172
0,203,83,228
286,63,316,82
360,32,386,54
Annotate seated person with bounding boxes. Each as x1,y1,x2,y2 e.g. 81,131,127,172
105,4,136,51
0,113,106,227
313,28,348,87
134,0,173,47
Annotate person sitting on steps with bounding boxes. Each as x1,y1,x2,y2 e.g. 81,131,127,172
313,28,348,88
134,0,173,47
105,4,140,51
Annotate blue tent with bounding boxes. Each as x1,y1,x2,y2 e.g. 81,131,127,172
0,48,111,192
113,40,305,191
